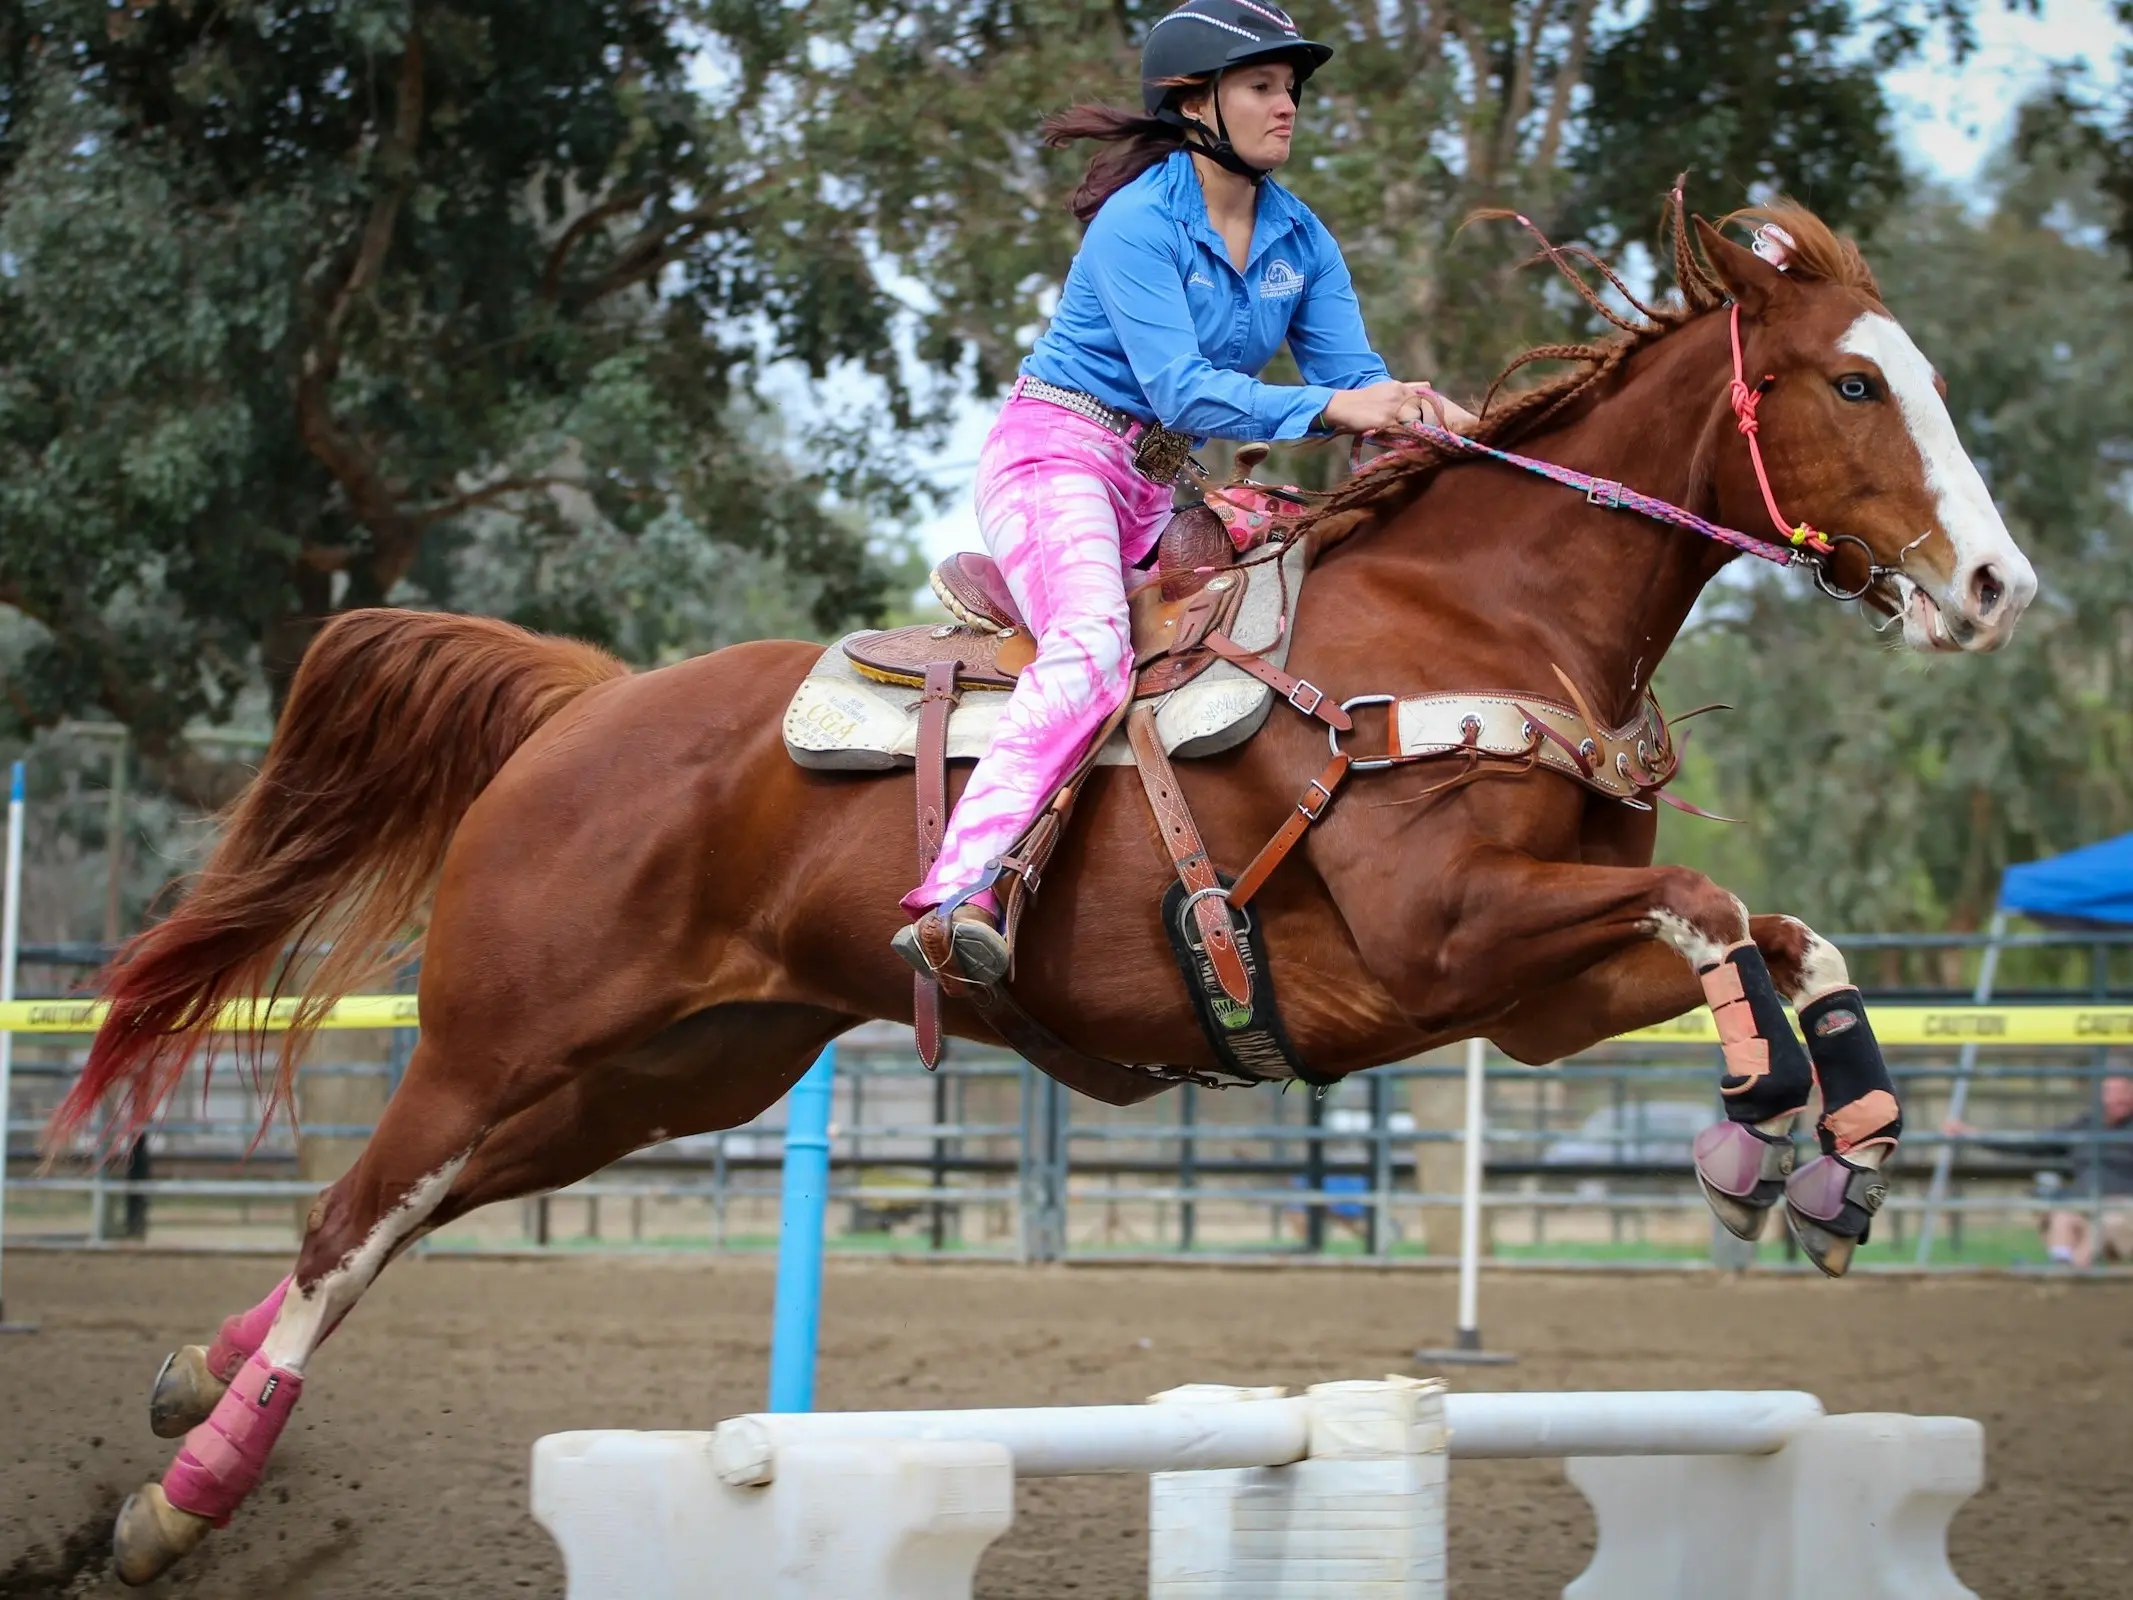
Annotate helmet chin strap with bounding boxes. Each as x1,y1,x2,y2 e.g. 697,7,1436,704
1175,69,1276,185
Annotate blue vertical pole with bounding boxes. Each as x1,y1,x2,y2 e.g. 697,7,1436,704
767,1044,836,1413
0,761,34,1332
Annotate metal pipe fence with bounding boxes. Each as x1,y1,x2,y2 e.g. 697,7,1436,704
4,938,2130,1273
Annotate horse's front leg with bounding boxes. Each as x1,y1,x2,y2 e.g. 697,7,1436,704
1345,852,1899,1275
1480,910,1902,1272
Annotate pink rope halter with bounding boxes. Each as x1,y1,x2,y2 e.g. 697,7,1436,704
1727,302,1833,558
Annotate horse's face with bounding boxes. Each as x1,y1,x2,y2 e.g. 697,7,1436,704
1698,222,2037,653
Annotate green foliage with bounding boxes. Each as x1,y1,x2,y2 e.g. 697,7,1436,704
1655,152,2133,933
0,0,924,777
5,0,2126,949
1571,0,1910,241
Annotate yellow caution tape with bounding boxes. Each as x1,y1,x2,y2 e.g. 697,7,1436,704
1618,1005,2133,1046
0,995,420,1034
2,996,2130,1045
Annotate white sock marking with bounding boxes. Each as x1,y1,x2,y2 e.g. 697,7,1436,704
1648,903,1745,969
1779,919,1851,1006
261,1153,469,1373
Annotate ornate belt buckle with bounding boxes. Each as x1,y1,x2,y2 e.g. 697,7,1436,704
1133,423,1197,486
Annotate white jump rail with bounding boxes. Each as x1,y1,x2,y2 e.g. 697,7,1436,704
531,1379,1983,1600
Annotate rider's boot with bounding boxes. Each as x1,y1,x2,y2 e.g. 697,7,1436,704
893,901,1010,986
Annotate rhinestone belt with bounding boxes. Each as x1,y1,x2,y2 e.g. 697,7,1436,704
1018,376,1141,434
1017,377,1204,486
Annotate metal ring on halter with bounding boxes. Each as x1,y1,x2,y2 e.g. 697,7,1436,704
1328,694,1401,771
1806,532,1897,603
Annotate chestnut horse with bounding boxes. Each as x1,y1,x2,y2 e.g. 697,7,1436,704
57,203,2034,1582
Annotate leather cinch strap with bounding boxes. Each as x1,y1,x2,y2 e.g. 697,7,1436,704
912,660,961,1068
1226,753,1350,911
1127,705,1253,1008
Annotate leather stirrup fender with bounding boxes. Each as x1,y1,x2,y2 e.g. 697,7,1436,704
911,660,960,1067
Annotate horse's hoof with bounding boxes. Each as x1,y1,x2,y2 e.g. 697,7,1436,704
1692,1119,1794,1240
149,1345,229,1439
113,1482,212,1586
1782,1153,1890,1279
1783,1208,1859,1278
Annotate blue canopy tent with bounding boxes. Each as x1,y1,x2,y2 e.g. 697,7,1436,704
1998,831,2133,928
1918,832,2133,1261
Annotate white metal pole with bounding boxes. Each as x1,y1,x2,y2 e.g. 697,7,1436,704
1456,1033,1485,1337
0,759,35,1331
1915,908,2006,1266
1417,1035,1513,1364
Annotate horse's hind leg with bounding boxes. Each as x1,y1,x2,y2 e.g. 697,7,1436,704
114,1002,844,1585
144,1276,293,1437
112,1037,522,1584
1747,915,1902,1277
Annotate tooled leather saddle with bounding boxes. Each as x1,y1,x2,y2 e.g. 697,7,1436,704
842,503,1247,703
873,466,1690,1098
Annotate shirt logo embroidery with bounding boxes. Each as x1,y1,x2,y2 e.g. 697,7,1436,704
1260,258,1305,300
1187,270,1216,289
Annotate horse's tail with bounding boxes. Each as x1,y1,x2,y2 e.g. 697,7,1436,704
46,609,629,1155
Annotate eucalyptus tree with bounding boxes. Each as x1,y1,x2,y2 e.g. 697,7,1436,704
0,0,923,795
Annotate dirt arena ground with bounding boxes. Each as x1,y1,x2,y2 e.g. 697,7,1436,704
2,1253,2128,1599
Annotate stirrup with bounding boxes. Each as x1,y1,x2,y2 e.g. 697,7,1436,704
892,906,1010,987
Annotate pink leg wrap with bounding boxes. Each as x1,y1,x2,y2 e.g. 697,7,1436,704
161,1350,303,1525
1700,955,1772,1086
204,1276,291,1383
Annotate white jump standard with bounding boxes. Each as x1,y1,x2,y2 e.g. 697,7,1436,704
530,1379,1984,1600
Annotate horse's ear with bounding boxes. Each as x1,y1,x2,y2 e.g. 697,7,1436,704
1692,216,1785,315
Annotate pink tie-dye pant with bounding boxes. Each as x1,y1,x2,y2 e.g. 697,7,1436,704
904,389,1175,913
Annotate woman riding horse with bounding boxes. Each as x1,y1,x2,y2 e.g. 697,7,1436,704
54,67,2039,1587
893,0,1478,984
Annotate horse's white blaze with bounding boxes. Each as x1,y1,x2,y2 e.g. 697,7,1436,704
260,1152,468,1373
1837,312,2037,638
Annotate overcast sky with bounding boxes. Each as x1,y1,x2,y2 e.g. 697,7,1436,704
881,1,2126,561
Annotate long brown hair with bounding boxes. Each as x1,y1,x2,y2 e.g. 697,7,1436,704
1043,75,1209,223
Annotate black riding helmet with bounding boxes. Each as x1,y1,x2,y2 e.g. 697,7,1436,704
1142,1,1335,184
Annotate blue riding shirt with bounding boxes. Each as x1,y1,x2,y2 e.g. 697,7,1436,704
1022,150,1392,443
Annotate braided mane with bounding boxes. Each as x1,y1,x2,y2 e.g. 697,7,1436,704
1293,190,1871,548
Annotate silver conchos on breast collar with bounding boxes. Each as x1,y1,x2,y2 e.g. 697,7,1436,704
1386,691,1677,802
1316,687,1680,812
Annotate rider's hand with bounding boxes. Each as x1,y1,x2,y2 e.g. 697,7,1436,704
1320,380,1423,435
1321,380,1478,435
1411,384,1481,434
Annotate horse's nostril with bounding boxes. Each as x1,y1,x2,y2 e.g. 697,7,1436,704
1970,564,2005,618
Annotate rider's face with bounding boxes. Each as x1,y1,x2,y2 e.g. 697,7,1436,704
1182,62,1299,171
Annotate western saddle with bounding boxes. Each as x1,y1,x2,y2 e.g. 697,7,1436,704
854,467,1687,1090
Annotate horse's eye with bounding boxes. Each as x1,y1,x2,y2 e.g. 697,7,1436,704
1834,374,1877,403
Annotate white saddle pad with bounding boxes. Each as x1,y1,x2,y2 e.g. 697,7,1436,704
782,537,1310,770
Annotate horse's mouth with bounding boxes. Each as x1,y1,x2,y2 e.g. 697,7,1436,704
1895,576,1969,653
